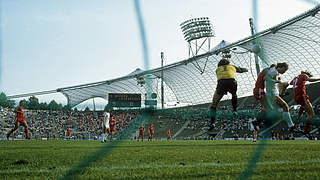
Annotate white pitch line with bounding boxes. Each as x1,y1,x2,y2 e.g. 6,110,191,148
1,159,319,174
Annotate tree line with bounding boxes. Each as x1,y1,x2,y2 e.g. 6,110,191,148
0,92,73,111
1,92,114,112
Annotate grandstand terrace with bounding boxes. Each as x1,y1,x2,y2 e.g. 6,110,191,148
2,81,320,140
0,108,139,140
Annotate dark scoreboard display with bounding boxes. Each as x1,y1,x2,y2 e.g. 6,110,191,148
108,93,141,107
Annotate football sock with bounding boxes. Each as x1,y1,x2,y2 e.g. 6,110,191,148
25,127,29,138
298,106,304,118
210,107,216,125
232,96,237,112
283,112,294,127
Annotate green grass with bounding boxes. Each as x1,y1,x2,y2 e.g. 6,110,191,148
0,140,319,179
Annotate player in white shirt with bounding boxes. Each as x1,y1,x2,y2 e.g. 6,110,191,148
248,114,258,142
101,109,111,143
264,62,295,132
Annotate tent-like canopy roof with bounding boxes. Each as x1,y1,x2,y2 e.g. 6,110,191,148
58,5,320,107
9,5,320,108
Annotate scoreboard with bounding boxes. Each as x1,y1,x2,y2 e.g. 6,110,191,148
108,93,141,107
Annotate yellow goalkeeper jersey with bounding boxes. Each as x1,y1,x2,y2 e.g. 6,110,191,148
216,64,236,80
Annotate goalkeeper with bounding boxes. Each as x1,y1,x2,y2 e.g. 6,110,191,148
208,58,248,131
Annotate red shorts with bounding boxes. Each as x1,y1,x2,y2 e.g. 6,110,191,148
139,132,144,136
16,118,25,123
253,88,265,100
295,94,310,107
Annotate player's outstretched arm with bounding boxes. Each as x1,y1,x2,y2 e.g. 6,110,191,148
289,79,294,85
307,77,320,82
234,66,248,73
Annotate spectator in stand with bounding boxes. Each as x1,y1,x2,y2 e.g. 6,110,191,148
271,129,275,140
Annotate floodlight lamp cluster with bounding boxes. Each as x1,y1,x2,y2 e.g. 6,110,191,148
136,76,145,87
180,17,214,42
221,50,232,59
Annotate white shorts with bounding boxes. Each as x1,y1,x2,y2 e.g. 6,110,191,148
102,122,110,129
266,85,279,97
249,123,255,131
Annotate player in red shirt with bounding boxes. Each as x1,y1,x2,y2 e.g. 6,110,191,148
167,129,171,140
67,128,71,140
253,65,275,127
253,63,295,132
109,116,116,142
253,64,287,107
148,124,154,141
290,71,320,133
138,126,144,141
7,100,29,140
253,66,272,107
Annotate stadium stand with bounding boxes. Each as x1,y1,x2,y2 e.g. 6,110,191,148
0,109,139,140
1,98,319,140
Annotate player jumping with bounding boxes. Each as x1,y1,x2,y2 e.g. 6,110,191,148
208,58,248,131
290,70,320,135
264,62,295,132
253,64,276,109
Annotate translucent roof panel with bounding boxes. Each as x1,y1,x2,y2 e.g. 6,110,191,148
59,5,320,107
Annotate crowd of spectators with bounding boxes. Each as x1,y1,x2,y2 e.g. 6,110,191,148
0,107,139,140
154,103,320,140
153,107,251,139
1,103,319,140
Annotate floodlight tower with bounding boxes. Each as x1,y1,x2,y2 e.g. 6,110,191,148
180,17,215,58
249,18,261,75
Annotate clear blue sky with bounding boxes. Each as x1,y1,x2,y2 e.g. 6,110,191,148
0,0,316,107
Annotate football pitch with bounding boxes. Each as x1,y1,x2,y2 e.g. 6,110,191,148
0,140,319,179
